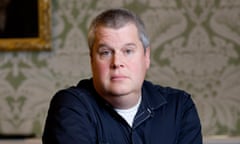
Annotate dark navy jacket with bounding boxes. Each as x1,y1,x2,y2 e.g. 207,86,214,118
42,79,202,144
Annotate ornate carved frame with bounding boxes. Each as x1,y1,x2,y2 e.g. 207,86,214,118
0,0,51,51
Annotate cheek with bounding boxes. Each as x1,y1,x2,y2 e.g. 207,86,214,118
92,60,109,76
131,56,149,70
127,61,144,75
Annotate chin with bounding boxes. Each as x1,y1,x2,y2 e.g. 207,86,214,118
108,89,130,97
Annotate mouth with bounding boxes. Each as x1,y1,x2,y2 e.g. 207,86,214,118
110,75,128,81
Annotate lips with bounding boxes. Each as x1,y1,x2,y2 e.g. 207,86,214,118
110,75,128,81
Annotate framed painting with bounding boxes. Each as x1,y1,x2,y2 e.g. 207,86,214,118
0,0,51,51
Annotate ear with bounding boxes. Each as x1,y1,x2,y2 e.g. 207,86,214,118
145,47,151,69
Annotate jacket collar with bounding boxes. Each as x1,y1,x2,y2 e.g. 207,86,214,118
77,79,167,110
141,80,167,111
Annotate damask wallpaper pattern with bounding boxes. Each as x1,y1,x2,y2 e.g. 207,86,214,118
0,0,239,137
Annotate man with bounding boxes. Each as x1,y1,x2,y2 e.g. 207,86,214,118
42,8,202,144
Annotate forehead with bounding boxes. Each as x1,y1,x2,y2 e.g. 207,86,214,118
95,23,139,40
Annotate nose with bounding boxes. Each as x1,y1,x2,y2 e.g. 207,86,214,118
111,53,124,69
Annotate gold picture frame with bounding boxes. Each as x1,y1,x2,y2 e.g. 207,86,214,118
0,0,51,51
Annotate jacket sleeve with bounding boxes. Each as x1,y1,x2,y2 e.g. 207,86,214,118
42,89,97,144
177,94,203,144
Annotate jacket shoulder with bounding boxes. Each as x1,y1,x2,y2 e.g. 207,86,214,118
50,79,95,108
143,80,192,104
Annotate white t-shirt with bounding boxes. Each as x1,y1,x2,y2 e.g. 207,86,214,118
115,96,141,127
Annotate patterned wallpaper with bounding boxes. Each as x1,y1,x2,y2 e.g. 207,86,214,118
0,0,239,137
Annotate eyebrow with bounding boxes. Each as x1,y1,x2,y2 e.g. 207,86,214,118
97,43,111,50
124,43,137,48
96,42,137,50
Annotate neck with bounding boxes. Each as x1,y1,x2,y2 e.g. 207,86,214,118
102,93,141,109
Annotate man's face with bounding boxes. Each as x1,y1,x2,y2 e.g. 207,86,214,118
91,23,150,101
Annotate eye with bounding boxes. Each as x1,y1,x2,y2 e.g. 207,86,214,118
99,49,113,57
123,48,134,55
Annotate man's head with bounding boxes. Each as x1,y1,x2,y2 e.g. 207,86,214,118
88,8,150,109
88,8,150,56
